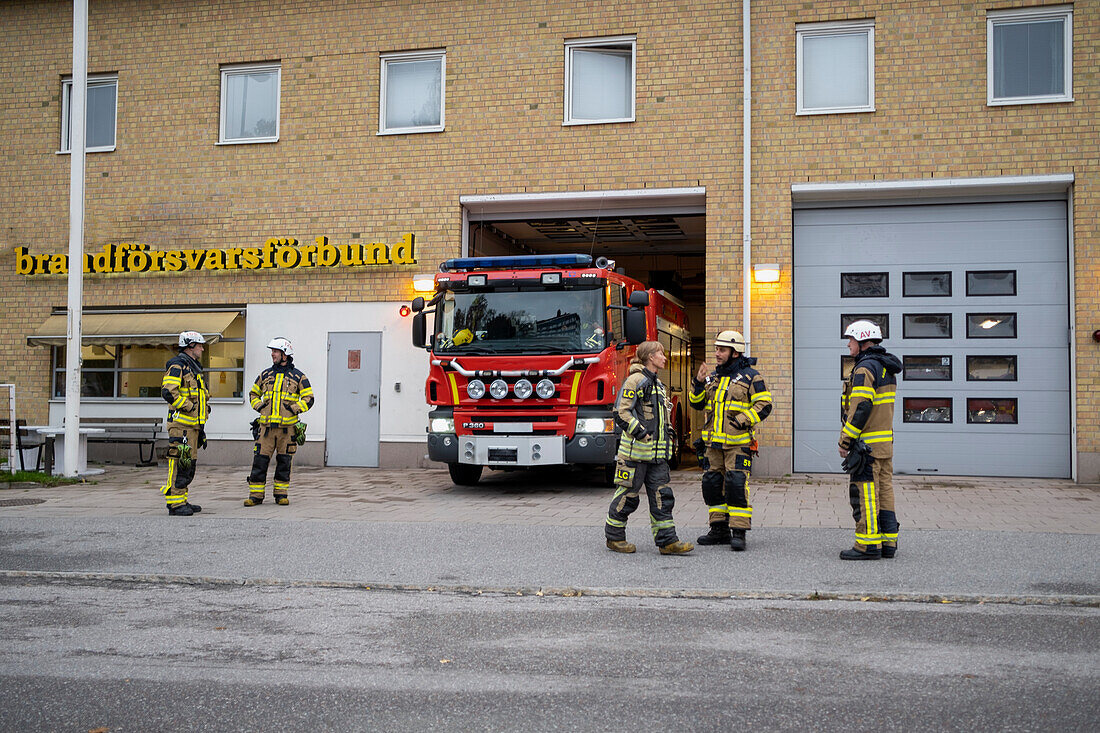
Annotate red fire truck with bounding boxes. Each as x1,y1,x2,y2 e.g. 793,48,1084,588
410,253,691,485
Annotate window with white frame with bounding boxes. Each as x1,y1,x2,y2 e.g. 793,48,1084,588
988,5,1073,105
564,36,636,125
796,21,874,115
220,62,281,143
61,74,117,153
379,50,445,134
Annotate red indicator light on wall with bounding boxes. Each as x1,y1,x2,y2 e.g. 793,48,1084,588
399,305,412,318
1093,329,1100,343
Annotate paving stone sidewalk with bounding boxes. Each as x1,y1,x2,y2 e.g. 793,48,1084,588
2,463,1097,534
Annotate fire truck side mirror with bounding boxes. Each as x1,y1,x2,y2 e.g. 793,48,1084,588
628,290,650,307
411,297,425,313
624,308,647,345
411,312,427,349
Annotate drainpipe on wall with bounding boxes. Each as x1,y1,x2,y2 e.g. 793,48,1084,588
64,0,88,477
741,0,752,355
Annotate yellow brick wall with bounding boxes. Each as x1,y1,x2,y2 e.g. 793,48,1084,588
0,0,1096,471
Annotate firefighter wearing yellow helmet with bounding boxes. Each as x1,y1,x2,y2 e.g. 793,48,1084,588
244,337,315,506
688,329,773,550
160,331,210,516
838,319,902,560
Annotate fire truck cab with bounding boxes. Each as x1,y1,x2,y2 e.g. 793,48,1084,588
411,253,689,485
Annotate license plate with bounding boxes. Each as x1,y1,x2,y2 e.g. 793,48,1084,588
495,423,532,433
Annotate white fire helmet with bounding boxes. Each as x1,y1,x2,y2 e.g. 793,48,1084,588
844,319,883,343
714,330,747,352
178,331,206,348
267,337,294,356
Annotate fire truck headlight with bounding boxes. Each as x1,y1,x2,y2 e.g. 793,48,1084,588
467,379,486,400
514,379,533,400
535,379,555,399
576,417,614,433
429,417,455,433
489,379,509,399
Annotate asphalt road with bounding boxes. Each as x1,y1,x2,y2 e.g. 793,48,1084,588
1,578,1097,732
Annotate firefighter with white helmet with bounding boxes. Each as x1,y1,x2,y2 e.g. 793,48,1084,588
688,329,773,551
244,337,314,506
159,331,210,516
838,319,902,560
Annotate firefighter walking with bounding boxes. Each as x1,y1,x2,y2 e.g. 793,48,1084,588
838,320,902,560
604,341,694,555
244,337,314,506
689,330,773,551
160,330,211,516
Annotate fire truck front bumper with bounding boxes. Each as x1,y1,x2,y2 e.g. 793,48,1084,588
427,433,617,466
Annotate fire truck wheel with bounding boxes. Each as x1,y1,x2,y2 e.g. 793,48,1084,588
600,463,615,487
448,463,483,486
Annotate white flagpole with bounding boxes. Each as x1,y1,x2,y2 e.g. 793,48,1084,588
64,0,88,476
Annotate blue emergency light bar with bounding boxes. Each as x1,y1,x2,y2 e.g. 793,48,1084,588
439,253,593,272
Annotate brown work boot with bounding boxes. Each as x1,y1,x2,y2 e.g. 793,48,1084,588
243,496,264,507
275,496,289,506
606,539,637,553
659,540,695,555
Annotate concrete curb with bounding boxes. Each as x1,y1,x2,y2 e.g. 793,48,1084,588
3,569,1097,608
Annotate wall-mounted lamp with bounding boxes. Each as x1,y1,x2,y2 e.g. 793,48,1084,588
753,263,780,283
412,275,436,293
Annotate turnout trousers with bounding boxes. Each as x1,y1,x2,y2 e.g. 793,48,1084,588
247,426,297,501
161,423,200,509
848,455,899,551
604,458,680,547
701,445,753,530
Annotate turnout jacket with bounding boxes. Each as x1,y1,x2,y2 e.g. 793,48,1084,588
689,356,772,447
161,352,210,427
614,363,675,462
250,361,314,426
840,346,901,459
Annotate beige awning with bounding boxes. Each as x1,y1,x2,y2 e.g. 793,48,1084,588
27,311,240,347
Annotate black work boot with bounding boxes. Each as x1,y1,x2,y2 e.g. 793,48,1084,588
839,546,881,561
729,528,747,552
185,503,201,513
167,503,195,516
881,544,897,559
697,524,731,545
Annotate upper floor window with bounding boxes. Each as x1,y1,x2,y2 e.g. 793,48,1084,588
796,20,875,115
61,74,117,153
380,50,445,134
220,62,281,144
564,36,636,125
988,5,1073,105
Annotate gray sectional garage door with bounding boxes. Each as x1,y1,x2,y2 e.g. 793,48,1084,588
793,200,1069,478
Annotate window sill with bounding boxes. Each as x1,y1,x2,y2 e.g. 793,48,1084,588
216,137,279,145
796,106,875,116
987,96,1074,107
56,147,116,155
49,397,246,404
562,118,635,126
377,126,445,135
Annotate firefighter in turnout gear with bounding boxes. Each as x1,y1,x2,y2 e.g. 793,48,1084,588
689,330,773,551
160,331,211,516
604,341,694,555
244,337,314,506
838,320,902,560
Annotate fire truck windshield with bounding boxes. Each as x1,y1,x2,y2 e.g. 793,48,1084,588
434,287,607,354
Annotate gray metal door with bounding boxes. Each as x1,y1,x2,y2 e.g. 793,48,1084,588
326,332,381,467
793,200,1069,478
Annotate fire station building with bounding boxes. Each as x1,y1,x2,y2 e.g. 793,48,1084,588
1,1,1097,481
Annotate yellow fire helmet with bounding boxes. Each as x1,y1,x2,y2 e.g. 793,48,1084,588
453,328,474,346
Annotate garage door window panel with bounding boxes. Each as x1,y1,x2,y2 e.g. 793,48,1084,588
797,21,875,115
966,270,1016,296
903,397,952,424
967,355,1017,381
903,271,951,297
903,355,952,381
967,398,1018,424
967,313,1017,338
841,355,855,380
903,314,952,339
841,272,888,298
988,6,1073,105
841,314,888,339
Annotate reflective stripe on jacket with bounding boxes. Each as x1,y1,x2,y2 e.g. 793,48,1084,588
161,353,209,427
689,361,772,447
614,363,674,463
251,364,314,426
